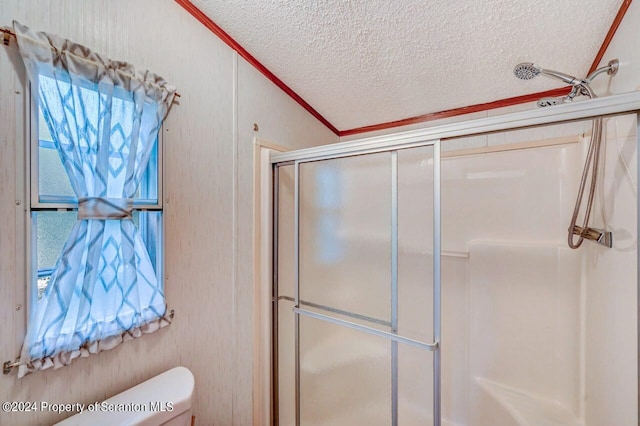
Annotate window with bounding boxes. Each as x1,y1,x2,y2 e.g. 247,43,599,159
32,92,163,302
13,21,176,378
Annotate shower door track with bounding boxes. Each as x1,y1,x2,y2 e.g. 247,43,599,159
270,91,640,426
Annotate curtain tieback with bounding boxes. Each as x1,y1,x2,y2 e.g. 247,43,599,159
78,197,133,220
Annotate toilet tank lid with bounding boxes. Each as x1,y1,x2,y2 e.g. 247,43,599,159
109,366,195,410
55,366,194,426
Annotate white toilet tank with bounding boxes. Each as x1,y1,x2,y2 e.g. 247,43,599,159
55,366,195,426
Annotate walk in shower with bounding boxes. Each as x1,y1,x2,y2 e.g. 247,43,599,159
271,93,639,425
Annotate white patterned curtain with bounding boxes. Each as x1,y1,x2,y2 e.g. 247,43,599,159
14,21,176,378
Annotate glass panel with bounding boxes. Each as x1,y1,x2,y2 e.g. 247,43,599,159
285,148,437,425
37,103,158,203
34,211,76,271
299,153,392,323
277,165,295,299
33,211,162,298
397,146,436,425
277,299,296,426
39,141,75,199
398,344,434,425
38,108,74,198
398,146,434,343
300,315,391,426
33,210,76,297
134,141,158,203
135,211,162,277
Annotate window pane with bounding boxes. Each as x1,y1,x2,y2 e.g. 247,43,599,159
33,211,162,297
34,211,76,297
35,211,76,270
135,211,163,277
134,141,158,203
37,99,159,203
38,108,75,199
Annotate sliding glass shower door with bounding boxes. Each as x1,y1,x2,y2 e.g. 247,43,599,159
274,142,441,426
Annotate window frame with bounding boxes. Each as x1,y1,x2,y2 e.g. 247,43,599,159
24,77,166,319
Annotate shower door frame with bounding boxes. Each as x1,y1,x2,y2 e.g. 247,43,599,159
270,91,640,426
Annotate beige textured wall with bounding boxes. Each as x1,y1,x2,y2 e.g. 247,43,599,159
0,1,337,425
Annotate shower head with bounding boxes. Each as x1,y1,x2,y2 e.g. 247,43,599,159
513,63,539,80
513,62,585,86
514,58,618,109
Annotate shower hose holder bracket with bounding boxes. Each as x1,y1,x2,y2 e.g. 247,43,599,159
572,225,613,248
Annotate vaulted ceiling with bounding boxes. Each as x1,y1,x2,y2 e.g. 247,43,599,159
185,0,626,134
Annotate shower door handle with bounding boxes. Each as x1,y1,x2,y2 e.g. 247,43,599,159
293,307,438,352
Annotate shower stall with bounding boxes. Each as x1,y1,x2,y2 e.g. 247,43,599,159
270,93,639,426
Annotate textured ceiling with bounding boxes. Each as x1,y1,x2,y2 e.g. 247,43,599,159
189,0,622,131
